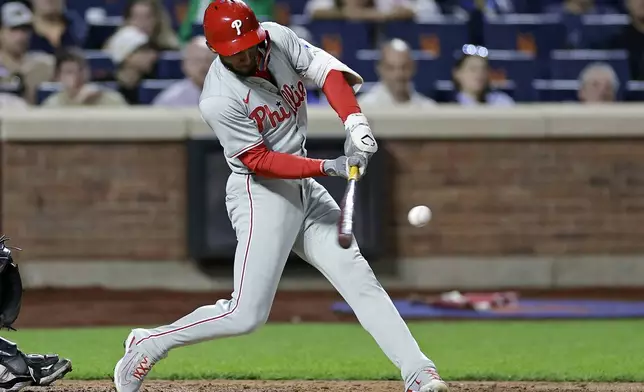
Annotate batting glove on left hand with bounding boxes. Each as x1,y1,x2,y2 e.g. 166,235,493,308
323,156,363,180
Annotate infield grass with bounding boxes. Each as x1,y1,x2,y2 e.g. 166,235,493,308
9,320,644,382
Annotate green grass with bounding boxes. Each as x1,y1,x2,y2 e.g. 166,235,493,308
9,320,644,382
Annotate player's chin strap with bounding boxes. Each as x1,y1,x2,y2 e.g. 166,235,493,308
257,31,271,72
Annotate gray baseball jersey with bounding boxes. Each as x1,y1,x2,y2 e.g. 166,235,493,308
131,22,438,387
198,22,362,173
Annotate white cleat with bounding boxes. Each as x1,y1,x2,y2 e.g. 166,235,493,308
405,367,449,392
113,329,164,392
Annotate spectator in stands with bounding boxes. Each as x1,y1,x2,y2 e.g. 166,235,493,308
104,26,159,104
0,1,54,104
107,0,179,51
603,0,644,80
306,0,441,21
358,39,435,107
451,50,514,106
29,0,87,54
43,49,127,107
152,36,215,107
274,3,314,43
197,0,275,22
577,62,619,103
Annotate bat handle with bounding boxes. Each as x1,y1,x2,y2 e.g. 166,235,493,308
348,165,359,181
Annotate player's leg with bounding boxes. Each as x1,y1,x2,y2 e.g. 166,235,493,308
114,174,304,392
292,179,447,392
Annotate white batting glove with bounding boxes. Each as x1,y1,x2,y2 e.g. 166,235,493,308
343,113,377,176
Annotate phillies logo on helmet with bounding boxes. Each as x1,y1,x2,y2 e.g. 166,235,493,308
231,19,242,36
203,0,267,56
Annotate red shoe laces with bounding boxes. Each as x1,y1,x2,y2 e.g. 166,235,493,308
132,356,152,380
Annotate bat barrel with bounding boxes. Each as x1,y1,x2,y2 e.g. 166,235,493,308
337,176,358,249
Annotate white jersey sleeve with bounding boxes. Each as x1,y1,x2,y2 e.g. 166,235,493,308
199,96,262,159
263,22,364,93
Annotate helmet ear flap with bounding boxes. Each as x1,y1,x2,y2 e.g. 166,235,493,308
206,42,217,55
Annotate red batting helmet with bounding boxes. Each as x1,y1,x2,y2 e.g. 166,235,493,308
203,0,267,57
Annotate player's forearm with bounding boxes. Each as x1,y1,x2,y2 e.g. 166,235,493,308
239,144,326,179
323,72,378,169
322,70,361,122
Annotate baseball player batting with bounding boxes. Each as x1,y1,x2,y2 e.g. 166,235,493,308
113,1,448,392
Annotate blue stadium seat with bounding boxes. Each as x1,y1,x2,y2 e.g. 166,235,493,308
511,0,550,13
626,81,644,102
533,79,579,102
549,50,631,95
138,79,181,104
157,51,183,79
352,51,378,84
432,80,516,103
67,0,128,17
85,18,121,49
163,0,186,29
486,50,538,101
305,88,323,105
279,0,307,15
601,0,628,13
483,14,567,65
307,20,373,69
580,14,629,48
191,23,204,38
383,17,468,59
84,51,115,80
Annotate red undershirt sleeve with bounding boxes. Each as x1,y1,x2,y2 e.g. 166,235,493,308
239,143,326,179
322,69,362,122
238,69,359,179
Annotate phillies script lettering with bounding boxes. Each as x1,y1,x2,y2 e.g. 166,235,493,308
249,81,307,132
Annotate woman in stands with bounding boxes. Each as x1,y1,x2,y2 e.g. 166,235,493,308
105,0,179,51
452,47,515,106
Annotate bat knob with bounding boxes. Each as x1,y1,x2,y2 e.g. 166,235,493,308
338,234,352,249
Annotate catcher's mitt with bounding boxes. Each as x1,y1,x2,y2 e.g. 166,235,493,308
0,235,23,330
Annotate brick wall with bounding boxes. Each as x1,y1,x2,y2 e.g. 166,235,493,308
389,139,644,257
2,142,186,259
3,139,643,260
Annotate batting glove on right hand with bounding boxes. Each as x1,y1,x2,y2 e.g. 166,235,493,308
323,156,363,180
343,113,377,176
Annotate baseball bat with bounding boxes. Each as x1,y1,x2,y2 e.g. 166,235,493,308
337,165,360,249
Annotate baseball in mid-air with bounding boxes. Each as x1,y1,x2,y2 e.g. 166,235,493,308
408,205,432,227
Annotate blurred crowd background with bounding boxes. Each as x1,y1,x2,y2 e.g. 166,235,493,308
0,0,642,109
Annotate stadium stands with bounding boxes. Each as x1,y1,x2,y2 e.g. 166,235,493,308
13,0,641,105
